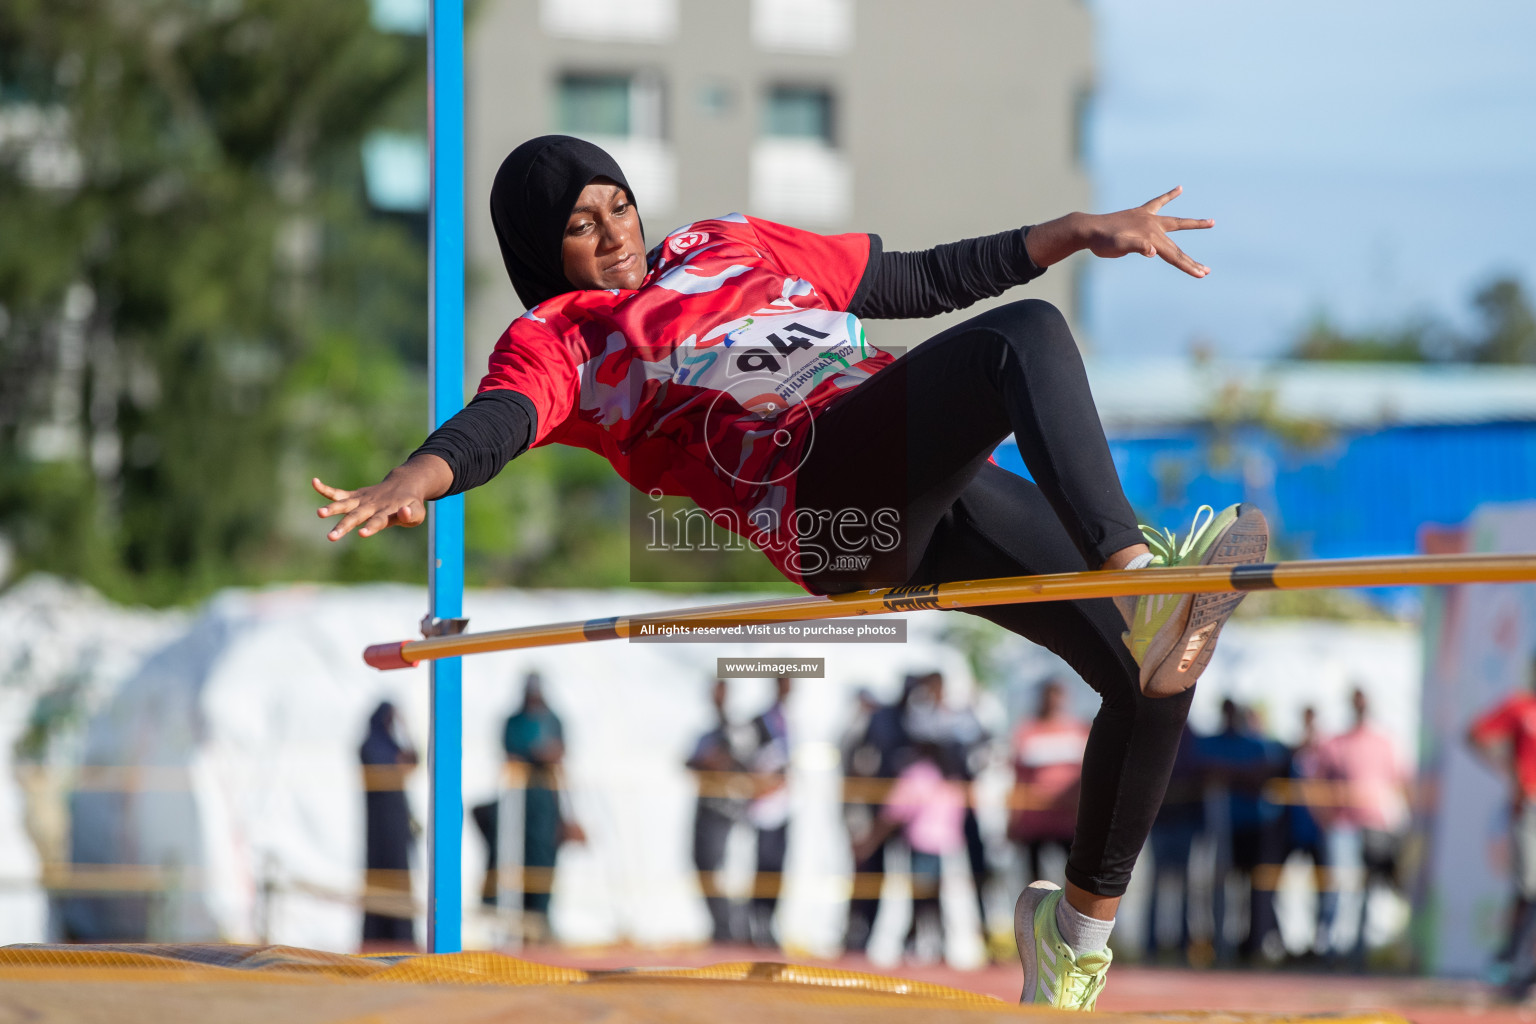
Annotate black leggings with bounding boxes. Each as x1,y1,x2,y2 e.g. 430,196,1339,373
795,299,1193,898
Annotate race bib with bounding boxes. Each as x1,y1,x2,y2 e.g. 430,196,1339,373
673,308,875,417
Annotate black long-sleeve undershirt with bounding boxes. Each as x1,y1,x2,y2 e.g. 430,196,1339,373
411,389,538,497
853,226,1044,320
410,228,1047,495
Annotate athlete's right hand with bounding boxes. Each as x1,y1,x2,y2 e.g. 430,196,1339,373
313,454,453,541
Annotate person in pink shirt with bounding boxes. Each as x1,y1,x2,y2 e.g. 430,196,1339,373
1318,687,1412,964
854,738,969,961
1009,680,1090,885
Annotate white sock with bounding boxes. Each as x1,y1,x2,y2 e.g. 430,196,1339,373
1124,552,1154,571
1055,896,1115,957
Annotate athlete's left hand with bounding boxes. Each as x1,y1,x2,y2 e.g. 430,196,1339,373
1026,186,1214,278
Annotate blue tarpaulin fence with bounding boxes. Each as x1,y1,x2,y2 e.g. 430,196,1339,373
999,420,1536,562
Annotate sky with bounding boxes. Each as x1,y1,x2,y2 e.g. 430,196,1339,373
1084,0,1536,358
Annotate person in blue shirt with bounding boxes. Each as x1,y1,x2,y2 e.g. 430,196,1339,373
1195,699,1286,963
1281,706,1336,959
1143,722,1204,962
501,672,582,941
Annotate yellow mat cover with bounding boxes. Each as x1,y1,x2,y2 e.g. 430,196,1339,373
0,944,1413,1024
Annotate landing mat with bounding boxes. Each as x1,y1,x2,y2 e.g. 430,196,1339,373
0,943,1413,1023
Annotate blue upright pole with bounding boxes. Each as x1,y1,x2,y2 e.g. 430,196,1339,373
427,0,465,955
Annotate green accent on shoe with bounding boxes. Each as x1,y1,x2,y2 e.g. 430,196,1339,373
1019,886,1113,1010
1124,504,1240,664
1119,503,1270,697
1139,503,1223,568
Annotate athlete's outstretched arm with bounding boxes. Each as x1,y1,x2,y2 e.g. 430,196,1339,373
315,389,537,542
856,186,1212,321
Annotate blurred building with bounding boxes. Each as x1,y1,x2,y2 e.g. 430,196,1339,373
462,0,1094,371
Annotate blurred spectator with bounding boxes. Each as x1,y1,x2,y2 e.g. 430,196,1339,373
1196,698,1285,963
687,679,753,943
1248,706,1292,961
747,676,793,948
906,671,991,936
1008,679,1088,887
841,676,920,952
854,736,969,963
1143,722,1204,963
501,672,584,943
1467,661,1536,993
840,687,884,950
944,680,994,940
841,687,884,788
1319,686,1411,967
1282,706,1337,959
359,701,418,949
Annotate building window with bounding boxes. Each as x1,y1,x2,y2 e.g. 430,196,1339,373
558,75,633,137
763,86,834,146
751,0,853,54
368,0,427,34
697,81,736,119
556,73,665,140
553,73,676,216
751,86,849,226
541,0,678,43
361,131,429,212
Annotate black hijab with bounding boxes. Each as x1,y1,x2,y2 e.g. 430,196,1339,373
490,135,642,310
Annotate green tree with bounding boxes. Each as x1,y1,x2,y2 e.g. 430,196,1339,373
1288,274,1536,367
1289,319,1434,363
0,1,809,603
1465,277,1536,365
0,0,430,604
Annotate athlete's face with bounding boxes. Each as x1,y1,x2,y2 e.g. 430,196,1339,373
561,179,645,291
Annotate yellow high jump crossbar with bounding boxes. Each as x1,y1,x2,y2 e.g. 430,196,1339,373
364,552,1536,670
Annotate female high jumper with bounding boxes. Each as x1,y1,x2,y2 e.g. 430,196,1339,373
313,135,1268,1009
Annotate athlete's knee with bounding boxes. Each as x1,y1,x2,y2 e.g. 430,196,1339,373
985,299,1077,364
994,298,1071,339
1101,663,1194,723
1138,683,1196,739
1142,685,1189,701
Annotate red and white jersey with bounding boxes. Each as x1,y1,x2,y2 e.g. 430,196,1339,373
477,213,893,586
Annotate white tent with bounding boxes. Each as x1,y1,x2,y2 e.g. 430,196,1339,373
46,582,984,957
0,576,1424,964
0,575,187,945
